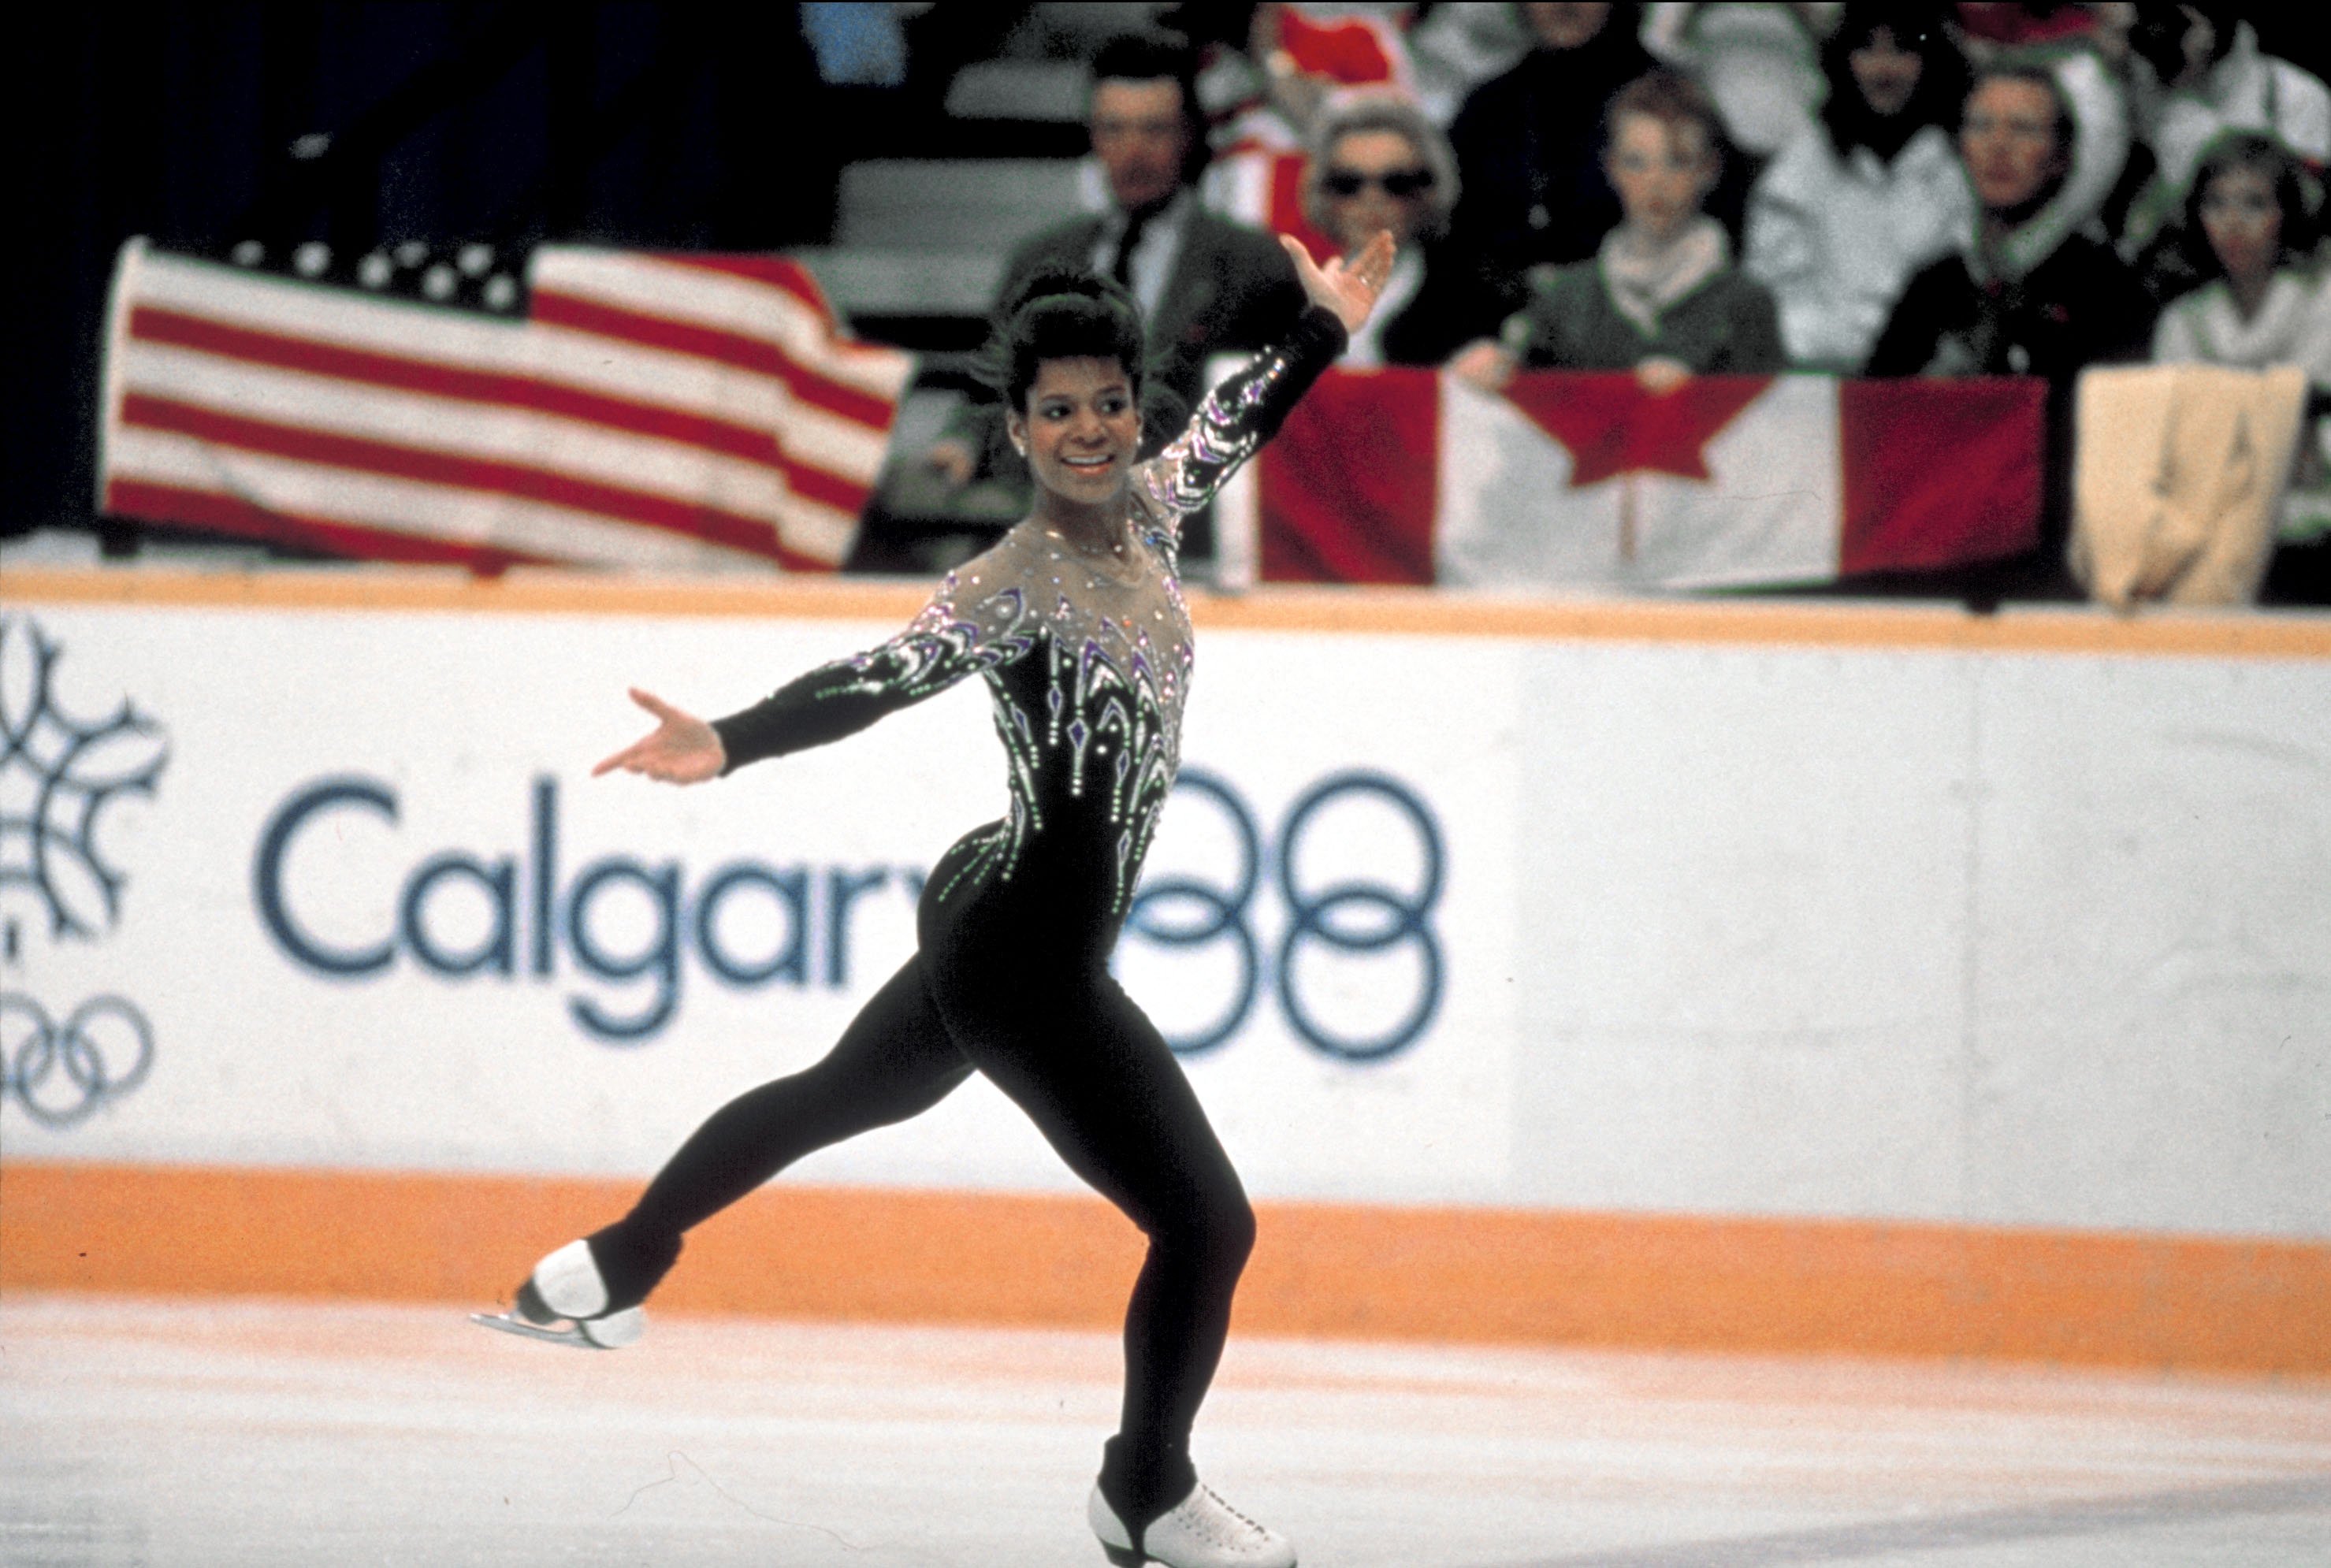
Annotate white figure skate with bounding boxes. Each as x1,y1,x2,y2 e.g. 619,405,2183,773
1088,1481,1297,1567
470,1237,645,1350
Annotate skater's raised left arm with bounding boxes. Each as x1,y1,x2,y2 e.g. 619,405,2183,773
1135,229,1396,523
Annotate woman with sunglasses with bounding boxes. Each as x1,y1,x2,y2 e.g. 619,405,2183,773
1299,89,1503,366
490,228,1399,1567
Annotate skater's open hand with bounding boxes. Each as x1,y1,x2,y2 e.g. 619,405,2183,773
592,688,724,783
1282,229,1397,335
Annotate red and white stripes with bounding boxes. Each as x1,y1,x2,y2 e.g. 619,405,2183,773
100,240,911,572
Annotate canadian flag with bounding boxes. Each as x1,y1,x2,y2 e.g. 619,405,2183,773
1217,369,2047,589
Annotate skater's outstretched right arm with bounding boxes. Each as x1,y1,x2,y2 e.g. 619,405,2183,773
610,565,1038,781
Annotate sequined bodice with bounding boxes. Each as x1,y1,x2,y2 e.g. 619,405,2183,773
913,510,1195,916
709,307,1347,926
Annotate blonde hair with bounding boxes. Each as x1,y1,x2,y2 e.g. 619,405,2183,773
1300,90,1459,244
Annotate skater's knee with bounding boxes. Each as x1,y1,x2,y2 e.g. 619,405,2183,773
1218,1193,1256,1269
1157,1187,1253,1273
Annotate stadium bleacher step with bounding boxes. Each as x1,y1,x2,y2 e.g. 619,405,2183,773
802,157,1095,346
791,248,1004,324
943,59,1090,123
833,158,1089,251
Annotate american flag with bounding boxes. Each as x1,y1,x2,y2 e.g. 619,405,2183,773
98,240,912,572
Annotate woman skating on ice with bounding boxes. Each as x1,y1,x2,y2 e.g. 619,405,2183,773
484,229,1395,1568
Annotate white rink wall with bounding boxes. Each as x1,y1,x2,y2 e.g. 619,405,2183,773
7,595,2327,1242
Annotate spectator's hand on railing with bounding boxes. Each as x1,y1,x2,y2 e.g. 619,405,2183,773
923,437,978,489
1448,340,1516,393
1634,357,1691,396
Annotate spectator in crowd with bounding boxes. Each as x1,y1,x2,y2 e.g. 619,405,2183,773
1443,3,1657,288
1869,62,2155,596
2118,2,2331,257
1299,90,1491,365
1184,3,1415,266
2153,134,2330,375
1455,70,1785,389
2151,132,2331,596
1192,2,1416,151
1744,2,1975,370
924,33,1306,541
1867,64,2154,382
1403,0,1537,126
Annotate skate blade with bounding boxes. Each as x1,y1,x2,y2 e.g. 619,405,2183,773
469,1310,607,1349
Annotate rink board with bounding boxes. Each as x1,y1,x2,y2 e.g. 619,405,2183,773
4,569,2329,1371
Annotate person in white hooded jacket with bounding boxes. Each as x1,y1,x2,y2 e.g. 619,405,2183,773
1744,2,1974,370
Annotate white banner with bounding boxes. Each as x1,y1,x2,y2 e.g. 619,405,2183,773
8,593,2329,1239
2,604,1517,1202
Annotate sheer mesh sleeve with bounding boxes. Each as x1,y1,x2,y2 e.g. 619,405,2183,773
1134,306,1348,541
711,563,1039,773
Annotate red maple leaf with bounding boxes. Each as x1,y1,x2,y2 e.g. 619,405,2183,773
1500,373,1776,488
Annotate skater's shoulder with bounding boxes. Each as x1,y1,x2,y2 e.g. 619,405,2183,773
915,528,1052,633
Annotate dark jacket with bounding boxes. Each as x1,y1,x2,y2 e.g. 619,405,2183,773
1864,232,2156,383
1864,231,2156,600
1444,25,1659,283
1375,243,1520,366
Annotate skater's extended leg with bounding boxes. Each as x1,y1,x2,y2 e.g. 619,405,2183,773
935,965,1254,1533
586,955,971,1305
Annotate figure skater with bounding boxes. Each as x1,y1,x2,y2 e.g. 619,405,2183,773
479,229,1396,1568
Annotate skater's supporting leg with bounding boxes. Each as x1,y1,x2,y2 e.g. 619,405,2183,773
935,964,1255,1529
593,957,972,1299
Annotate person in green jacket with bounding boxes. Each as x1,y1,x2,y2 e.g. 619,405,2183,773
1453,68,1787,394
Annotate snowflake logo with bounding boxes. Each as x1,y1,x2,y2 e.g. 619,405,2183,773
0,618,170,948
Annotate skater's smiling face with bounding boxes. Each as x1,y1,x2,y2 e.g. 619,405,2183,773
1010,357,1142,505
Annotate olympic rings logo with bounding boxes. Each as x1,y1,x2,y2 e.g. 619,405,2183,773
0,993,156,1128
1125,768,1444,1062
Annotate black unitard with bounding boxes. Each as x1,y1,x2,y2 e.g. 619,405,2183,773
591,307,1348,1527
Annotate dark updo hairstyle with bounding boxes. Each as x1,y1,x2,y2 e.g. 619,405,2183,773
2179,132,2322,280
972,265,1181,448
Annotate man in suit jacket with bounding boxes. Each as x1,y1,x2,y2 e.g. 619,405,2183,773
924,35,1306,558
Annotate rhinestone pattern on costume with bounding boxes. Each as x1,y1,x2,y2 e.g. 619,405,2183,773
712,310,1344,924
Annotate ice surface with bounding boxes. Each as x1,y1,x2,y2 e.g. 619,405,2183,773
2,1294,2326,1566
